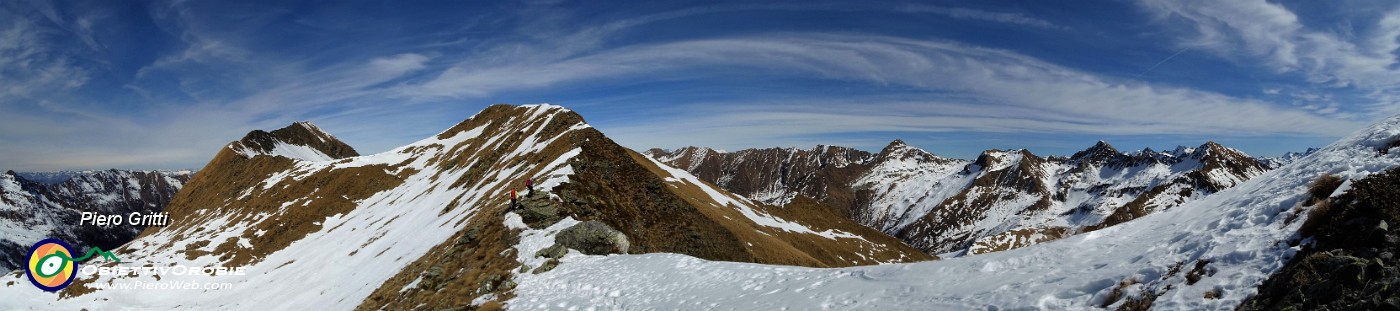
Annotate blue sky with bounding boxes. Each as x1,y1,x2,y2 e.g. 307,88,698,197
3,0,1399,171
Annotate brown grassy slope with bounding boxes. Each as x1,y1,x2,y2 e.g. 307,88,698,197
363,105,932,309
132,133,408,267
768,196,936,263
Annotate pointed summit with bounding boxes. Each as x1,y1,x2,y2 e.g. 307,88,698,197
875,139,947,165
884,139,908,149
877,139,913,156
1185,141,1269,191
229,121,359,161
1069,140,1123,163
1187,141,1234,159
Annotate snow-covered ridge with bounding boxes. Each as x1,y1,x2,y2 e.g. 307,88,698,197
237,142,336,162
512,114,1400,310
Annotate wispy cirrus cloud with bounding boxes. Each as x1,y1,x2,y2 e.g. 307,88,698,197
0,0,439,170
901,5,1065,30
0,13,90,101
0,0,1383,170
405,34,1357,139
1138,0,1400,116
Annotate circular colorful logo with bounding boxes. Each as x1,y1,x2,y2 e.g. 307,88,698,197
26,238,77,292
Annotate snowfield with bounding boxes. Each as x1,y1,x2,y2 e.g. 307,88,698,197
509,114,1400,310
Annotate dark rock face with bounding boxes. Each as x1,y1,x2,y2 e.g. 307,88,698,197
1242,168,1400,310
1069,141,1124,166
0,169,192,273
554,221,629,255
643,144,877,217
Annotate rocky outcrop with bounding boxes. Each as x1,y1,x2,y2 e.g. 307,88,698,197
554,221,630,255
1242,168,1400,310
517,191,564,228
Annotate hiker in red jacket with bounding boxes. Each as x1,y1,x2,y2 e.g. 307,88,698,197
510,189,518,211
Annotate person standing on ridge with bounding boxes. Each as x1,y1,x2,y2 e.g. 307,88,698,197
510,189,519,212
526,178,534,195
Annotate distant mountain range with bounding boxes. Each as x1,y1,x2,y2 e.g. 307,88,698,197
647,139,1273,255
0,169,192,274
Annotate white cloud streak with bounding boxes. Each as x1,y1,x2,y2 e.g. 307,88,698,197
1138,0,1400,116
408,34,1359,139
902,5,1065,30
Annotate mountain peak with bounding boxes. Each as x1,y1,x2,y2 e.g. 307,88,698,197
1069,140,1122,163
886,139,907,148
1188,140,1238,159
876,139,946,165
229,121,360,161
878,139,911,154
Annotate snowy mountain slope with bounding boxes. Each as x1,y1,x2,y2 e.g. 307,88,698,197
850,140,970,232
0,169,191,274
897,140,1269,256
512,114,1400,310
0,104,927,309
652,139,1270,256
